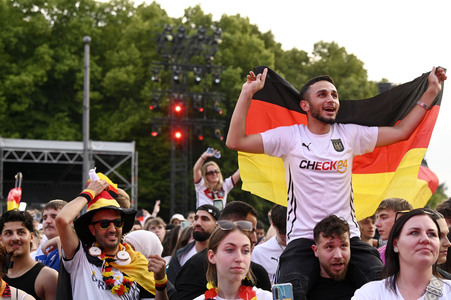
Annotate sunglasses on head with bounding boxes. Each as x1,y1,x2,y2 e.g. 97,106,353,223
206,170,220,176
91,219,124,229
217,220,254,232
394,209,435,222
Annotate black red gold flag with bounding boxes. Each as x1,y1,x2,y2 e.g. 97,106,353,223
238,66,444,219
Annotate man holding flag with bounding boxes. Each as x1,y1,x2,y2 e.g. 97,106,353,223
226,66,446,299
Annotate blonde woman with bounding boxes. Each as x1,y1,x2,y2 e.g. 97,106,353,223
193,149,240,208
194,220,272,300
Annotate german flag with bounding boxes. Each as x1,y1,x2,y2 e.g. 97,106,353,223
238,66,444,220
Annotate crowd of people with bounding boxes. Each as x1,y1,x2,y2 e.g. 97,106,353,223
0,66,449,299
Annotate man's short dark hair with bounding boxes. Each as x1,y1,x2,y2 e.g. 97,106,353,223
313,215,349,244
436,199,451,219
299,75,335,101
269,205,287,235
219,201,257,221
0,210,35,233
376,198,413,214
43,199,68,212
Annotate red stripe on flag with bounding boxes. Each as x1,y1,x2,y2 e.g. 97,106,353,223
418,165,439,193
246,99,307,135
353,105,439,174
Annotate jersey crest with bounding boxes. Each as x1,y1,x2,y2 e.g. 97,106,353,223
331,139,344,152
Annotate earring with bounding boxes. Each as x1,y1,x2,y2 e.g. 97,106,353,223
394,248,399,253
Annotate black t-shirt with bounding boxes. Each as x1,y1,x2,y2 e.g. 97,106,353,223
173,248,271,300
307,275,358,300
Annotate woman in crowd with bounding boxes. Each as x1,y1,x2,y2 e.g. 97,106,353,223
352,208,451,299
146,217,167,242
194,220,272,300
193,148,240,208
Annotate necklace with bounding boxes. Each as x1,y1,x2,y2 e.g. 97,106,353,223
204,282,257,300
90,244,134,296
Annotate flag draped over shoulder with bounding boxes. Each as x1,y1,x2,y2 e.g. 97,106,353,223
239,66,444,220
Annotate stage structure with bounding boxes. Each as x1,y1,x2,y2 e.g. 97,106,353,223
0,137,137,213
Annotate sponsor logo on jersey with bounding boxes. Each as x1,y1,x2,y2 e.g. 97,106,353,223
299,159,348,174
331,139,344,152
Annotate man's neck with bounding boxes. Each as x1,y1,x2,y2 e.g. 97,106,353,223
307,118,331,135
195,240,208,252
8,254,37,278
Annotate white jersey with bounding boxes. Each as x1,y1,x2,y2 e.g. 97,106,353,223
251,236,286,284
62,242,144,299
261,123,377,242
195,176,235,208
352,277,451,299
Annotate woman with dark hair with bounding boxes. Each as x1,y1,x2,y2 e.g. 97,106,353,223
352,208,451,299
193,149,240,208
193,220,271,300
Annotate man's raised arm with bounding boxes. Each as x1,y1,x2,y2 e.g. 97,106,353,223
56,180,109,259
376,67,447,147
226,68,268,153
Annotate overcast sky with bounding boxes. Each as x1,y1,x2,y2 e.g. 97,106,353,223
127,0,451,191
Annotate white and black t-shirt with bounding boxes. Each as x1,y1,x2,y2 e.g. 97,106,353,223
261,123,378,243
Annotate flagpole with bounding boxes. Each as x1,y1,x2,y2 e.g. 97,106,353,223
82,36,91,187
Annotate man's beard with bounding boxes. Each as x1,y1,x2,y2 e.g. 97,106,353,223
310,106,336,124
193,229,211,242
321,260,349,282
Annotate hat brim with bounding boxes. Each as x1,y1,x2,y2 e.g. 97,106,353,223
74,206,136,245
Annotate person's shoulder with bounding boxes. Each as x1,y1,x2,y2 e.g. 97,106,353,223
37,264,58,280
253,286,273,299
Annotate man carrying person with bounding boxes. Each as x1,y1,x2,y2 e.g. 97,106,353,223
308,215,360,300
226,66,447,298
56,178,168,299
167,204,220,283
0,210,58,300
35,199,67,271
374,198,413,263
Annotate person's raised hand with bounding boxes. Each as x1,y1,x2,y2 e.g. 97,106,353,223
243,67,268,95
428,66,447,94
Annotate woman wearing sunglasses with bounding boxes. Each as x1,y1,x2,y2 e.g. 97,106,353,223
193,148,240,208
194,220,272,300
352,209,451,299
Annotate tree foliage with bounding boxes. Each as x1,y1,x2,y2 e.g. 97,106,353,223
0,0,383,222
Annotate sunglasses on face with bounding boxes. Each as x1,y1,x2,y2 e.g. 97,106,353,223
217,220,254,232
91,219,124,229
206,170,220,176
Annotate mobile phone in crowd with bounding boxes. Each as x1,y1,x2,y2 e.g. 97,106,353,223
272,283,294,300
213,199,224,211
180,221,191,230
206,147,221,159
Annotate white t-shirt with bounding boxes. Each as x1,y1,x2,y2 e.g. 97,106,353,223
195,176,235,208
179,243,198,266
251,236,285,284
352,277,451,299
193,286,272,300
62,242,144,299
261,123,377,242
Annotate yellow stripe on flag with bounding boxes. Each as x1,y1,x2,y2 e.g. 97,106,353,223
353,148,427,220
238,152,286,206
